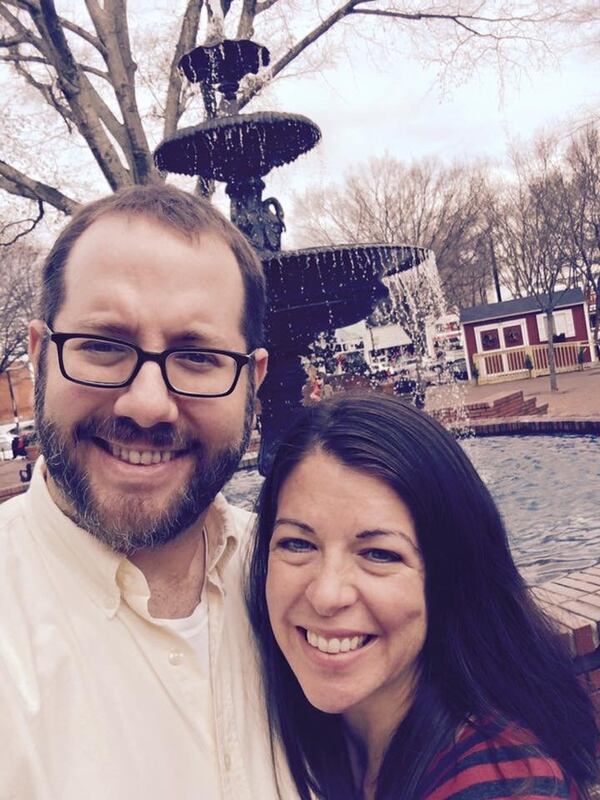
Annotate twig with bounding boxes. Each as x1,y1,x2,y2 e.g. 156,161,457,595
0,199,44,246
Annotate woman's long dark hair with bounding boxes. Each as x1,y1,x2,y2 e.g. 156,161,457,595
246,393,599,799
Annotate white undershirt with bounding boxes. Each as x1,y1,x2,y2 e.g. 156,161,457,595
156,596,210,676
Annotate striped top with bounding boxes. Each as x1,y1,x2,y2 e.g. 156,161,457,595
423,719,579,800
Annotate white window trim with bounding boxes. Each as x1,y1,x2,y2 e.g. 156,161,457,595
536,309,575,342
474,318,529,353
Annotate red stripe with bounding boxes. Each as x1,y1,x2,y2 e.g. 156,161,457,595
424,721,573,800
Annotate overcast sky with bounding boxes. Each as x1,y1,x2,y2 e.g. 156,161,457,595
251,32,598,247
1,3,598,248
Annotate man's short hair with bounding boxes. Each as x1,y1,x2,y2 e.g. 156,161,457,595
39,183,267,350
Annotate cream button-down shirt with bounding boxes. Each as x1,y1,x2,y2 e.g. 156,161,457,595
0,461,293,800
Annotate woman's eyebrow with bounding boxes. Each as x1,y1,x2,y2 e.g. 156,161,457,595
273,518,315,535
357,529,421,553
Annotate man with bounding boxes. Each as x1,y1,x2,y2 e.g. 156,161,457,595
0,184,289,799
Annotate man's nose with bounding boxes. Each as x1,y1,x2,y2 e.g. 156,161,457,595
112,361,179,429
305,561,358,617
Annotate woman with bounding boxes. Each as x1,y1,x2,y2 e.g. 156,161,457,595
247,393,598,800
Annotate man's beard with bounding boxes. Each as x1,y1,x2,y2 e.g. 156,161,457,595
34,347,254,554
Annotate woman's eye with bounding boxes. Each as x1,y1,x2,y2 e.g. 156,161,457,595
361,548,402,564
276,538,314,553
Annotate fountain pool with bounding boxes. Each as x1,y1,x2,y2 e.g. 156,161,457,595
223,434,600,587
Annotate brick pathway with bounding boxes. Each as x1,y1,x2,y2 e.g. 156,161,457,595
532,569,600,731
427,363,600,421
0,457,27,501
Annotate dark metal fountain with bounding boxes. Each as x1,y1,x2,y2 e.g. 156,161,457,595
154,39,428,472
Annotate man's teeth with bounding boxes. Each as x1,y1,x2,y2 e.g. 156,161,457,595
108,443,175,465
305,630,369,654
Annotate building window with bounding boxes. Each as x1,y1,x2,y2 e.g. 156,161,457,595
536,309,575,342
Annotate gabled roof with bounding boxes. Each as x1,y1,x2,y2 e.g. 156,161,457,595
460,288,585,325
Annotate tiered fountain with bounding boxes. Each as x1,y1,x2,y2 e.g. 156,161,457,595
154,39,430,472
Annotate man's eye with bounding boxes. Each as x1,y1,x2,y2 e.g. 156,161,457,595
78,340,129,355
277,538,315,553
361,549,402,564
174,352,219,368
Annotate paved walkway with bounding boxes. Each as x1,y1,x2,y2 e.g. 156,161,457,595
0,457,28,496
426,364,600,420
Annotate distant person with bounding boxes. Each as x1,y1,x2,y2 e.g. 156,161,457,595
0,184,294,799
247,393,598,800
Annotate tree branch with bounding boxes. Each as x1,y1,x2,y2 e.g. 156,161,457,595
255,0,279,13
163,0,203,139
83,0,154,183
7,51,75,130
0,3,46,53
25,0,131,188
59,15,106,56
0,198,44,246
238,0,360,109
237,0,257,38
0,159,79,214
0,52,108,78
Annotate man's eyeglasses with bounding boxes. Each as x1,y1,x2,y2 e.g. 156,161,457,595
45,325,254,398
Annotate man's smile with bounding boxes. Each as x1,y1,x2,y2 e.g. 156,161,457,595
92,436,190,466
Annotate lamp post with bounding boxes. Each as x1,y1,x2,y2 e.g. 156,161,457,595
5,365,20,432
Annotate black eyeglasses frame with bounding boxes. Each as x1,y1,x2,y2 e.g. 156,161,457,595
45,326,254,398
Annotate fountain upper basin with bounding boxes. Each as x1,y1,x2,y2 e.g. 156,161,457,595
154,112,321,180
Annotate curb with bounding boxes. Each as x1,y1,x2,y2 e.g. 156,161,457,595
453,418,600,437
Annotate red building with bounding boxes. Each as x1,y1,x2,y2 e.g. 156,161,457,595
459,289,596,384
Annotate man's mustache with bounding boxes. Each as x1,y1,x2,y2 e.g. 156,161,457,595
74,416,201,451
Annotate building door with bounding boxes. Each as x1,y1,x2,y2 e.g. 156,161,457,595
479,328,503,374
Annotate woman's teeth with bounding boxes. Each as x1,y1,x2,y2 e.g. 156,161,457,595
305,629,370,654
108,443,175,465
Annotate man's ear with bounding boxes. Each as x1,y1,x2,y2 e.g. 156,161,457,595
252,347,268,390
28,320,45,377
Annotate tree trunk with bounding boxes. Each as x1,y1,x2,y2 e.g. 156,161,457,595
593,281,600,359
545,309,559,392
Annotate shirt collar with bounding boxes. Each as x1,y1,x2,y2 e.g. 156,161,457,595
24,458,241,618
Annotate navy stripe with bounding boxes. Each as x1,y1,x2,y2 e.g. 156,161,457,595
451,744,547,774
441,776,570,800
425,726,499,791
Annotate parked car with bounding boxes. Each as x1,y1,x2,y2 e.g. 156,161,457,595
449,358,469,381
393,375,417,395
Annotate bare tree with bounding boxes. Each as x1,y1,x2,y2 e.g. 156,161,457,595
492,140,574,391
556,124,600,352
0,240,40,375
293,154,493,308
0,1,590,229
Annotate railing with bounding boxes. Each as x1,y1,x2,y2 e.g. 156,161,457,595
472,341,592,385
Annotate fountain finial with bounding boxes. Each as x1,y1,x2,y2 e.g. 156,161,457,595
178,39,270,102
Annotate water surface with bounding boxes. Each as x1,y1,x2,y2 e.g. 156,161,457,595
224,434,600,586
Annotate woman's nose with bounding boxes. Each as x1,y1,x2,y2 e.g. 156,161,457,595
304,562,358,617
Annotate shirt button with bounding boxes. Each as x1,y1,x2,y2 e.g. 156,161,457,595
168,650,184,666
224,753,231,771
